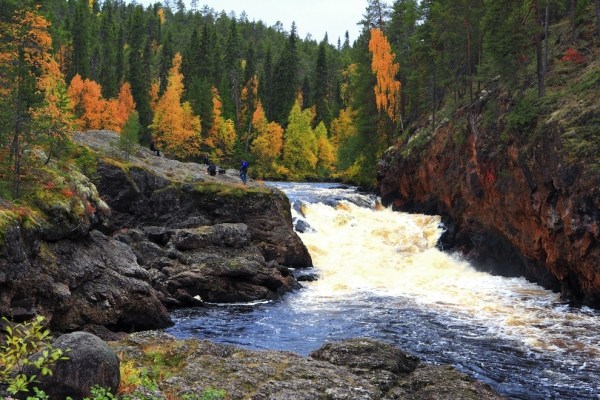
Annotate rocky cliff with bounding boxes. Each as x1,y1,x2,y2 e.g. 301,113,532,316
377,74,600,307
0,131,312,332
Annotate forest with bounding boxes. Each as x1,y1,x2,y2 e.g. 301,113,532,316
1,0,599,198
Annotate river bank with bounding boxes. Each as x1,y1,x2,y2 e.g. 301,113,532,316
109,331,505,400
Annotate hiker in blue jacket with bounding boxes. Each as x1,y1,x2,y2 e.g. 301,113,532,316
240,159,249,184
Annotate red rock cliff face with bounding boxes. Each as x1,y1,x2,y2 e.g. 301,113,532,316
377,90,600,307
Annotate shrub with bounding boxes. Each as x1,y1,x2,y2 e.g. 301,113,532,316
561,48,586,65
0,316,68,395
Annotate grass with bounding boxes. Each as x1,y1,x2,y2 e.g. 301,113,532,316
194,181,270,198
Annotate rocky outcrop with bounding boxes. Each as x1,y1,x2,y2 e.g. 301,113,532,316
377,88,600,307
94,158,311,269
113,223,299,305
0,170,172,332
0,130,311,332
111,331,505,400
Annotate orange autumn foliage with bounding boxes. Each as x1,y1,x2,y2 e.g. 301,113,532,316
68,75,106,130
206,86,236,159
106,82,136,133
68,76,136,133
150,53,201,158
0,8,53,96
250,101,284,177
368,28,401,123
240,74,259,136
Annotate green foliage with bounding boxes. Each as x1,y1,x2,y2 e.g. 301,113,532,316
508,91,558,133
1,0,595,190
200,388,227,400
563,121,600,165
0,316,69,395
194,181,269,198
178,388,227,400
119,111,141,160
26,386,50,400
70,145,99,180
507,92,540,132
282,101,318,180
571,68,600,94
83,385,117,400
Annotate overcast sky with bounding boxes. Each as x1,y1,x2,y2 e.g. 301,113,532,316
133,0,367,45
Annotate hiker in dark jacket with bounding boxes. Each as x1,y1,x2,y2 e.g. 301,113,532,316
239,159,249,184
207,162,217,176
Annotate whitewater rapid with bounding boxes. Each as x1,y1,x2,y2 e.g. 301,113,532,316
168,182,600,399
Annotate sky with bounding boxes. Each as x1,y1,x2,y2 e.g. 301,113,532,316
134,0,367,45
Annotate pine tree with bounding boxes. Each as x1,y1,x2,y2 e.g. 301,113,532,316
261,46,275,120
159,31,175,95
119,111,140,160
98,0,119,98
128,5,152,142
272,23,300,125
314,39,332,127
0,5,65,198
224,19,243,129
70,0,91,79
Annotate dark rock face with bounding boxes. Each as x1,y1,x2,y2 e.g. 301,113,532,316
95,160,312,269
0,131,311,332
111,332,505,400
0,225,172,331
93,159,312,305
115,223,300,305
377,90,600,307
27,332,120,400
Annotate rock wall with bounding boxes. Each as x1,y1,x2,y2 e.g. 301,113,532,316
0,131,312,332
377,90,600,307
92,158,312,306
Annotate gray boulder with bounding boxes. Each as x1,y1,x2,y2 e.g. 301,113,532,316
27,332,120,400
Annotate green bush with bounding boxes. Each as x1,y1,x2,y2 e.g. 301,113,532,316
0,316,68,395
507,92,539,132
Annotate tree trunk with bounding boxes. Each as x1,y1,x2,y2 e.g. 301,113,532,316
543,0,550,75
596,0,600,37
432,65,436,133
466,3,473,102
571,0,577,42
535,0,545,97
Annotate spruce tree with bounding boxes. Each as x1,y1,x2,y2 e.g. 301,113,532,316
272,23,300,126
314,39,332,128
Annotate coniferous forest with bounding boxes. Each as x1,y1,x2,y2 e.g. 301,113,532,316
1,0,599,197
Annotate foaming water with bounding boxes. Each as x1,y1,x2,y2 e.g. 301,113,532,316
168,182,600,399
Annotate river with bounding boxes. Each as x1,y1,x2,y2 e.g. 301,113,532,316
167,182,600,400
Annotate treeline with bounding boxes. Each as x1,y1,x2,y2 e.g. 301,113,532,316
1,0,599,198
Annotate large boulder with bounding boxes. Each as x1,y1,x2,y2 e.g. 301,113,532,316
26,332,120,400
310,337,420,374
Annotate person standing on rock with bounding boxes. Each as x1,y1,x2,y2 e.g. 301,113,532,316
240,159,249,184
208,162,217,176
150,140,160,157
